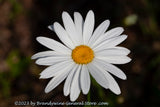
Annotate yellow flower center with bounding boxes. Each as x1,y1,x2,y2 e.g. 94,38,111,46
72,45,94,64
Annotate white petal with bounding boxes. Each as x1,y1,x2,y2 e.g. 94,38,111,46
63,64,78,96
36,37,71,54
45,63,75,93
83,10,95,44
88,20,110,46
36,56,70,66
93,35,128,52
96,56,131,64
31,51,68,59
74,12,83,43
62,12,80,46
103,27,124,39
40,60,73,79
113,46,131,55
48,24,54,31
87,62,109,89
95,48,130,56
54,22,75,49
80,65,90,94
105,71,121,94
95,59,127,80
93,61,121,94
70,65,81,102
91,27,124,48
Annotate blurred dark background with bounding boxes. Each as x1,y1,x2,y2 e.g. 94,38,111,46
0,0,160,106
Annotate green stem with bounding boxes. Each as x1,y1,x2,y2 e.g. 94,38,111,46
87,90,91,102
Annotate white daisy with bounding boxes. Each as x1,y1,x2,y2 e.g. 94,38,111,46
32,10,131,101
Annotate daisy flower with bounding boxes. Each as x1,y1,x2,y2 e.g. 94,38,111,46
32,10,131,101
